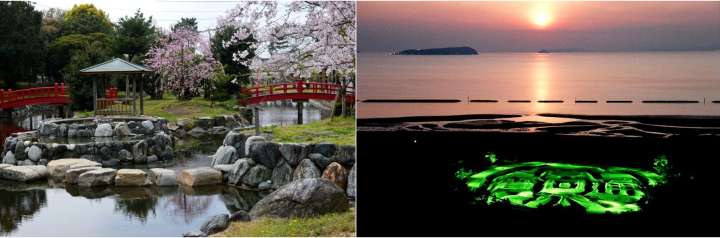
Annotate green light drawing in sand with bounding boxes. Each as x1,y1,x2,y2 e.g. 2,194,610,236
459,161,666,214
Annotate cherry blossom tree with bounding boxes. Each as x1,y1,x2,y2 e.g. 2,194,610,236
219,1,356,115
145,27,217,100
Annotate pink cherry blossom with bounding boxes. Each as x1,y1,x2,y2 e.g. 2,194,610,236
145,27,219,99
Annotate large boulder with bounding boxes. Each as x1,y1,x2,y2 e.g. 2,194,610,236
213,164,234,182
293,159,321,180
132,141,147,163
271,161,293,189
195,117,213,129
188,127,207,138
57,124,68,137
223,131,247,157
279,143,304,167
114,122,132,136
200,214,230,235
39,122,59,136
64,167,102,184
249,178,349,219
248,142,281,169
242,164,271,187
141,120,155,131
115,169,151,186
2,151,15,165
118,149,133,163
94,123,113,137
159,146,173,161
210,145,237,167
308,153,332,170
333,145,356,166
209,126,229,136
182,231,206,237
67,124,79,137
227,158,253,185
212,116,226,127
321,162,349,190
177,118,192,130
178,167,222,186
347,163,356,198
47,158,101,180
149,168,177,186
244,136,266,155
77,168,117,187
4,136,17,153
14,142,26,161
27,145,42,162
47,144,67,161
312,143,337,157
0,165,48,182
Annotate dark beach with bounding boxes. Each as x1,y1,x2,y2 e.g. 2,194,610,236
357,114,720,236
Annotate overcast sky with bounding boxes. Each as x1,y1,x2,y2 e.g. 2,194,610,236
32,0,241,31
358,1,720,52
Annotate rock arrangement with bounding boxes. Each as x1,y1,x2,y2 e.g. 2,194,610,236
184,178,352,237
168,114,251,139
249,178,350,219
208,131,356,199
1,117,174,167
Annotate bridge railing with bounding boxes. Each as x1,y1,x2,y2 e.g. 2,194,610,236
0,83,68,104
246,81,355,98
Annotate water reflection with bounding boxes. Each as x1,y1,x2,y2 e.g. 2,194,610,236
532,54,551,113
0,182,262,236
257,101,329,126
0,182,48,236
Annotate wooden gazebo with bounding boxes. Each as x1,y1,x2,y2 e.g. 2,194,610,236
79,58,151,116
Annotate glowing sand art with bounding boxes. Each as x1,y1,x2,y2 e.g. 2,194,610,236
457,162,666,214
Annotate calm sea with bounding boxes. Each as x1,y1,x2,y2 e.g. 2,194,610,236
358,51,720,118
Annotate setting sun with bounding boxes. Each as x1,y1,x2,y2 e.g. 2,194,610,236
530,4,553,28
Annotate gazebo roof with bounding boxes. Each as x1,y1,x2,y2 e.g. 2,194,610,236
79,58,151,76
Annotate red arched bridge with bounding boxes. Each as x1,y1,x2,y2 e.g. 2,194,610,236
0,83,70,109
244,81,354,105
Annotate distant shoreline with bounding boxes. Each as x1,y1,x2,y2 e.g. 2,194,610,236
360,49,720,54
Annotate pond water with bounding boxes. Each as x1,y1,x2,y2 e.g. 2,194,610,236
0,109,274,236
257,101,331,126
0,184,263,236
0,133,263,236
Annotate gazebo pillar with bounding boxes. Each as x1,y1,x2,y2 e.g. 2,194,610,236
93,77,97,116
132,77,137,115
140,76,144,115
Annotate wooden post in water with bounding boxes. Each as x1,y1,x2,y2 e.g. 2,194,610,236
296,101,304,125
254,106,260,136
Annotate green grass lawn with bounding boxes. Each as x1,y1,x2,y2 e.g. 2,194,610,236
140,95,236,121
216,209,355,237
75,94,237,121
264,116,355,145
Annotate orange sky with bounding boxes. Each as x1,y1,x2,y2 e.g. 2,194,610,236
359,1,720,52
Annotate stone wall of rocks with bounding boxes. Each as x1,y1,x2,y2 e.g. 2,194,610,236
37,117,169,138
168,114,251,139
1,117,174,167
209,131,356,199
